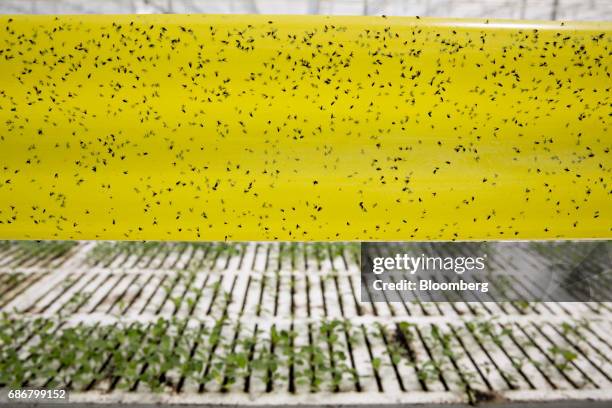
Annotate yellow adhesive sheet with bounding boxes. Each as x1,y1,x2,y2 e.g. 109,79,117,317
0,15,610,241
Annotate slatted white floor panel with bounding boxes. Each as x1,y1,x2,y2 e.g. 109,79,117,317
0,241,611,405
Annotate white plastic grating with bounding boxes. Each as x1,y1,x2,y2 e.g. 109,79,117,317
0,241,611,405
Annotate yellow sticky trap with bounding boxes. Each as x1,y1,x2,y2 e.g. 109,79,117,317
0,15,610,241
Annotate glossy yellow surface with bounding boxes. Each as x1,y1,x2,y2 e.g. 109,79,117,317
0,15,610,241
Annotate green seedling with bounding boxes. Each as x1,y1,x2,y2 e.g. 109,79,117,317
549,345,578,372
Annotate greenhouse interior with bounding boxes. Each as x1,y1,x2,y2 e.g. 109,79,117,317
0,1,611,407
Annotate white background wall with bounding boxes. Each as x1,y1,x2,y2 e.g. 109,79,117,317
0,0,611,20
